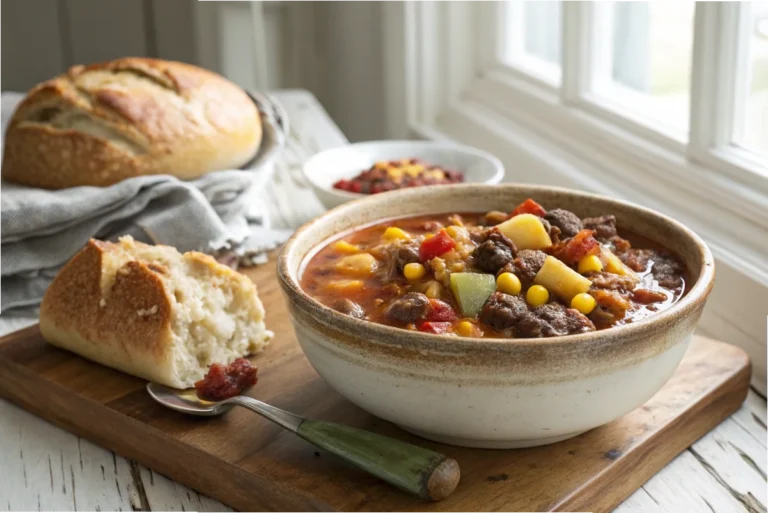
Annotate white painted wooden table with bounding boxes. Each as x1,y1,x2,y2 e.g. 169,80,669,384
1,90,765,513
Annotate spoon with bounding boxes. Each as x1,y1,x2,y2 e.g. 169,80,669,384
146,383,460,501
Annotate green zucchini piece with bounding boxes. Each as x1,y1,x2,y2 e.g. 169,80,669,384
449,272,496,317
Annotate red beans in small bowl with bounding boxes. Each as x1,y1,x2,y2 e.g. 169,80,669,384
333,159,464,194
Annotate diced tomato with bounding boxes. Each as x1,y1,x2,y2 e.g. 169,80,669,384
561,229,601,265
417,321,453,334
426,299,458,322
511,198,547,217
418,229,456,261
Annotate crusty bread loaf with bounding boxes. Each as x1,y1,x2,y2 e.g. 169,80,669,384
2,58,262,189
39,236,271,388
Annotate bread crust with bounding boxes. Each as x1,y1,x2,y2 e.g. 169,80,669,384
39,238,270,388
40,240,179,384
2,58,262,189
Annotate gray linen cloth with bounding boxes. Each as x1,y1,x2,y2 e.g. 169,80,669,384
1,91,293,313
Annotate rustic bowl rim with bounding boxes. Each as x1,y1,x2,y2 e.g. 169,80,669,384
277,183,715,352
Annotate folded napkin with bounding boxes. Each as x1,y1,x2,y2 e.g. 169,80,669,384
1,91,293,313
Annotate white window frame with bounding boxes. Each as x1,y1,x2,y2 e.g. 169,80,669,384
387,1,768,392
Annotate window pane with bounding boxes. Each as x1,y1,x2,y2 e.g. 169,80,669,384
735,2,768,156
594,2,695,133
501,1,562,84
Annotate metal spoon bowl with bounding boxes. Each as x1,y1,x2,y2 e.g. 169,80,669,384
146,383,460,501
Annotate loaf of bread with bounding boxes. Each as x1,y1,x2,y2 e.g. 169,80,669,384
2,58,262,189
39,236,272,388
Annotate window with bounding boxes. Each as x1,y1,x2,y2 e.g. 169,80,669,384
591,2,696,134
500,1,562,84
734,1,768,156
487,1,768,177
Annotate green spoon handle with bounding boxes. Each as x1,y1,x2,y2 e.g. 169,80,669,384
297,419,460,501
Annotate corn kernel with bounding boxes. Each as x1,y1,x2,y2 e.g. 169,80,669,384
403,262,427,280
374,161,389,169
423,233,435,240
402,165,425,177
446,225,469,240
425,280,442,298
578,254,603,274
497,272,522,295
332,240,359,254
571,292,597,315
382,226,411,242
455,321,476,337
526,285,550,307
388,168,405,181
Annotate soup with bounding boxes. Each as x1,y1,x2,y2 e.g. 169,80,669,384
301,198,687,338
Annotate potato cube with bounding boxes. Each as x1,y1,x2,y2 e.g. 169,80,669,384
324,279,365,294
496,214,552,250
533,256,592,301
334,253,378,276
332,240,360,254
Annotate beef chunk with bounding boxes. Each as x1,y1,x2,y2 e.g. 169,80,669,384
479,292,528,331
379,241,421,280
467,225,487,244
544,209,583,238
589,289,632,326
540,218,562,244
498,249,547,288
516,304,595,338
332,299,365,319
620,249,653,272
583,215,617,240
632,289,668,304
620,249,684,289
385,292,429,323
472,229,517,273
588,271,640,292
651,254,684,289
396,244,421,269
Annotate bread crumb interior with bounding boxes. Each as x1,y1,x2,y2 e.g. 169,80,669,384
100,236,270,386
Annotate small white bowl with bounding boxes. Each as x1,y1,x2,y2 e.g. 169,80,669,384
303,140,505,209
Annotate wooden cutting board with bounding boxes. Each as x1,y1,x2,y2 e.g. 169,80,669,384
0,258,750,512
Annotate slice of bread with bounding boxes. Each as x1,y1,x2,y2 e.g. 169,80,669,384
39,236,271,388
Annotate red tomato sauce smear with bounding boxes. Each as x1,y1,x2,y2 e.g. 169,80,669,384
194,358,258,401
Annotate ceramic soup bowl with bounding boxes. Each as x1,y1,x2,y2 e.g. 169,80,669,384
277,184,715,448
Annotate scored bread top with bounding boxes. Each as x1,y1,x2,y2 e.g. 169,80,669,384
2,58,263,189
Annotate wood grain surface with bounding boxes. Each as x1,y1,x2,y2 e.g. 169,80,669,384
0,257,752,512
